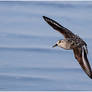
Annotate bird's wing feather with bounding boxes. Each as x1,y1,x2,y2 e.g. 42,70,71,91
73,47,92,79
43,16,75,38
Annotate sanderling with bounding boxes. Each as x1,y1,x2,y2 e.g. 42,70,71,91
43,16,92,79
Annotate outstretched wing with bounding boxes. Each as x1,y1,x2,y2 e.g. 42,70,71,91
43,16,75,38
73,47,92,79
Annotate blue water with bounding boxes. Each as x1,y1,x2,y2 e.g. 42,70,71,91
0,1,92,91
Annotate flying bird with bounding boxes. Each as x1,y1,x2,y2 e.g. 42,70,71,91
43,16,92,79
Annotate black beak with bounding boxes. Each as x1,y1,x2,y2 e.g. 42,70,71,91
52,44,58,48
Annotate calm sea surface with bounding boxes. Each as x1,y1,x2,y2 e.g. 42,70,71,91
0,1,92,91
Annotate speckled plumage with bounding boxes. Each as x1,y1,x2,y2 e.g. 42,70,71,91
43,16,92,79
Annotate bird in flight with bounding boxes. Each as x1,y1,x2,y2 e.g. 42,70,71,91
43,16,92,79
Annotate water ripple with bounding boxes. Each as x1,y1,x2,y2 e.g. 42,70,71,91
0,46,66,54
0,73,53,82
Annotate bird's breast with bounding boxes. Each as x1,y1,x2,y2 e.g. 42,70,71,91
59,42,71,50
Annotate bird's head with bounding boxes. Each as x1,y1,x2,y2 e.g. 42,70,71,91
53,39,66,48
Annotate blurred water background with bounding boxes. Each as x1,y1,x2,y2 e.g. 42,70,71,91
0,1,92,91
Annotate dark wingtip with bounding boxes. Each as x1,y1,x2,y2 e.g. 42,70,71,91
43,16,49,21
42,16,63,31
89,73,92,79
43,16,46,19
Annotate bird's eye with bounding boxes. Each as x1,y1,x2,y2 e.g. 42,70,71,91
59,40,61,43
